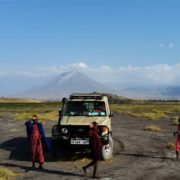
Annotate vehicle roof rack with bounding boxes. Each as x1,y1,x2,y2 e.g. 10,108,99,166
70,93,103,100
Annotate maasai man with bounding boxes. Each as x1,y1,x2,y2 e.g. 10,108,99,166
25,114,50,169
82,121,102,179
174,117,180,160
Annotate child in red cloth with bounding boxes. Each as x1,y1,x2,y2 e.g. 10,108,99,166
82,121,102,179
174,117,180,160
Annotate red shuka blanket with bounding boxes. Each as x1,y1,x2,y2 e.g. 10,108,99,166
90,127,102,160
30,123,44,164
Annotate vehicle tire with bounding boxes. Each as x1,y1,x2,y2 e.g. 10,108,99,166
102,135,113,160
51,139,59,159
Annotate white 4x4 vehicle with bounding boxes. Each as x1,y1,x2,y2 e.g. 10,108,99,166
52,93,113,160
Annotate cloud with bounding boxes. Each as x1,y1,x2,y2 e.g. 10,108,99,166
132,49,139,53
159,43,164,48
158,42,175,49
71,62,88,69
101,65,111,70
168,42,175,49
0,63,180,88
0,62,88,77
91,64,180,86
0,70,6,76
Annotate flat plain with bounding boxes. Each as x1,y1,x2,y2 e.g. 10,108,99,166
0,99,180,180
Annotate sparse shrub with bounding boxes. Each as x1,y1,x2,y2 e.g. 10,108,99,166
165,142,175,150
144,125,161,132
0,166,17,179
171,116,179,126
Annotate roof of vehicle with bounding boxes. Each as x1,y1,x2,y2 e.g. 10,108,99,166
69,93,107,100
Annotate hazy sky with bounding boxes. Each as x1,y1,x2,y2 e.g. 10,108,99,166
0,0,180,94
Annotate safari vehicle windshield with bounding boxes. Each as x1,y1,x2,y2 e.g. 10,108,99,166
63,101,106,116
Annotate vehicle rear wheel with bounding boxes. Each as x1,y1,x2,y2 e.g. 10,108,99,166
102,135,113,160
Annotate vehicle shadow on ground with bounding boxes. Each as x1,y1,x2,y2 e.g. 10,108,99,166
0,162,80,177
0,137,31,161
0,137,90,162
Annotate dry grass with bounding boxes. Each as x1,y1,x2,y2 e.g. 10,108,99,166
0,101,61,121
110,103,180,120
12,111,59,121
130,112,167,120
0,166,17,180
165,142,175,150
0,97,41,103
0,100,179,122
171,116,179,126
71,157,89,165
9,128,18,132
144,125,161,132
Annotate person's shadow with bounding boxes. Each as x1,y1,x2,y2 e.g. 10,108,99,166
0,137,90,162
0,137,88,178
0,162,80,177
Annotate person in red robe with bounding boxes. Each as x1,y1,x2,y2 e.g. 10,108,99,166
174,117,180,160
25,115,45,169
82,122,102,179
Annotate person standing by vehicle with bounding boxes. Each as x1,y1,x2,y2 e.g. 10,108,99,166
82,121,102,179
174,117,180,160
25,114,50,169
94,103,106,113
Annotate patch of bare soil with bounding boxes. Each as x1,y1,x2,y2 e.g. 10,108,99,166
0,111,180,180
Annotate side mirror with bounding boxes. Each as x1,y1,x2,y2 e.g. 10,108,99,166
62,97,67,104
109,111,113,117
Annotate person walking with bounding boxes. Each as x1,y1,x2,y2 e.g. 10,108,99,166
82,121,102,179
174,117,180,160
25,114,50,169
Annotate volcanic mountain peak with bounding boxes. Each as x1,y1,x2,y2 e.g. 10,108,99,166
19,70,115,99
47,70,96,87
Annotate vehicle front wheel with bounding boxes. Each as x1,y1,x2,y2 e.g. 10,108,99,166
102,135,113,160
51,139,60,159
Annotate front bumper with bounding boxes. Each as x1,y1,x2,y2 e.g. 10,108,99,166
52,125,110,145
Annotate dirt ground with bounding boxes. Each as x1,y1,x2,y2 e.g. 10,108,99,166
0,111,180,180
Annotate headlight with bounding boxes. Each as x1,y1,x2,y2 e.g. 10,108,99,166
101,126,108,133
61,128,68,134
